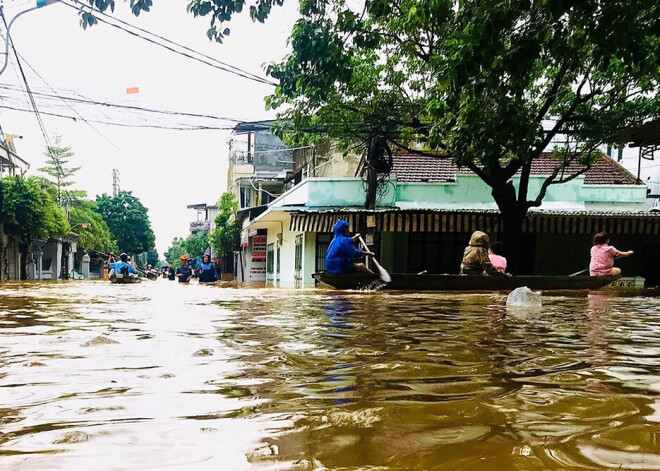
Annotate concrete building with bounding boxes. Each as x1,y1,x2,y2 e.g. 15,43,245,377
238,152,660,287
228,121,293,212
228,121,294,282
187,203,218,235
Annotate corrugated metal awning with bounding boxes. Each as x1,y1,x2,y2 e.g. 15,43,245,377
289,209,660,235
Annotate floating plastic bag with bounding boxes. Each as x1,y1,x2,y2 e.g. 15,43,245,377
506,286,542,307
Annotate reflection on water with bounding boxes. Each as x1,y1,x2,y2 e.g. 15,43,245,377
1,281,660,469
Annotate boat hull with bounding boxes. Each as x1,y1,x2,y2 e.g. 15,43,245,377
109,275,142,284
312,272,620,291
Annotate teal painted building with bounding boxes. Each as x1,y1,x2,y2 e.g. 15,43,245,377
239,153,660,287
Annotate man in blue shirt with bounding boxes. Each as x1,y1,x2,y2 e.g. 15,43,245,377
325,220,374,275
176,254,194,283
108,253,138,277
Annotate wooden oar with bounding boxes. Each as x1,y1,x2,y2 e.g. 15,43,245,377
569,268,589,277
358,235,392,283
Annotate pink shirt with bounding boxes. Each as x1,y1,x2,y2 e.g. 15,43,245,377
590,244,621,276
488,254,507,273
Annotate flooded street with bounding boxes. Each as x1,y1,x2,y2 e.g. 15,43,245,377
2,281,660,470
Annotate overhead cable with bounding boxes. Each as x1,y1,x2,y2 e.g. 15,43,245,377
0,83,250,123
61,0,277,86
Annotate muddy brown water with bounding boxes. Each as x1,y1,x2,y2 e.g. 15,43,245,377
1,280,660,470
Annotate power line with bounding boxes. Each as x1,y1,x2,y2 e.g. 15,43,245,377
68,0,272,83
0,37,122,151
0,83,250,123
61,0,277,86
0,103,239,130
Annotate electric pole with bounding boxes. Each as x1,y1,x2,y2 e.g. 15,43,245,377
112,168,120,197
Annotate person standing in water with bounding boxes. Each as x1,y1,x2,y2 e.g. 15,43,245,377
325,220,374,274
197,254,218,283
590,232,633,276
175,255,194,283
164,261,176,280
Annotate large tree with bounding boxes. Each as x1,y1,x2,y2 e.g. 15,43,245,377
95,191,156,255
80,0,660,268
0,176,70,242
69,200,119,254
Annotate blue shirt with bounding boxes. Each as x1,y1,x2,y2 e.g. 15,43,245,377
110,261,137,275
198,262,217,283
325,220,363,275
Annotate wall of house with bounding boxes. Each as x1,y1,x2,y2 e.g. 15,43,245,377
1,233,21,280
254,130,289,175
303,232,317,287
271,176,648,212
42,240,62,280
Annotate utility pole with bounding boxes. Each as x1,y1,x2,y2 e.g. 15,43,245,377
112,169,120,197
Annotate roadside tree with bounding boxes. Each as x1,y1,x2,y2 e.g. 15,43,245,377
95,191,156,255
209,192,239,258
69,200,119,254
0,175,70,241
38,136,86,209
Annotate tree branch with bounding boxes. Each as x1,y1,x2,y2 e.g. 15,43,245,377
535,62,568,122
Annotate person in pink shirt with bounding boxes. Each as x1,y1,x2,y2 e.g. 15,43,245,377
589,232,633,276
488,241,508,273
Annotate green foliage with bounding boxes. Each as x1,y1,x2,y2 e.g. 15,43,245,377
69,200,119,254
209,192,240,257
95,191,156,254
0,176,70,241
164,237,185,269
165,232,210,268
147,247,159,267
38,136,85,208
184,231,210,259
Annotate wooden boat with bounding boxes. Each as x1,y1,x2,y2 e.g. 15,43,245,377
312,272,620,291
109,274,142,284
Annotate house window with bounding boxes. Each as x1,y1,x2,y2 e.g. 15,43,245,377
261,190,276,205
240,187,252,209
266,243,274,280
294,234,303,285
315,233,332,271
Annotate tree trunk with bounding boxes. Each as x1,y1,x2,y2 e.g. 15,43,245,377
491,181,526,274
501,213,525,275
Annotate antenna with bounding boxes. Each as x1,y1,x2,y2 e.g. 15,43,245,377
112,168,120,196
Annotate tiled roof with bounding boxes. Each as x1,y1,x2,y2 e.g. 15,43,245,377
391,152,639,185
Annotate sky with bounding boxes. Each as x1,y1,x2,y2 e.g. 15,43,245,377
0,0,297,255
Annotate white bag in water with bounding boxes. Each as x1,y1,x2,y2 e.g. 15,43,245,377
506,287,542,307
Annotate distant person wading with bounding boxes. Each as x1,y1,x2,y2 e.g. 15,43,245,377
176,255,194,283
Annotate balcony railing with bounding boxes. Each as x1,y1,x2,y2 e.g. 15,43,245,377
190,221,211,233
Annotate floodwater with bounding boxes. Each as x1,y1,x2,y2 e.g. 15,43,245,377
1,282,660,470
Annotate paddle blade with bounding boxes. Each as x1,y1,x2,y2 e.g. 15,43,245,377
374,261,391,283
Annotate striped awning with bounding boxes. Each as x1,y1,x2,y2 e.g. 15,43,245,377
289,210,660,235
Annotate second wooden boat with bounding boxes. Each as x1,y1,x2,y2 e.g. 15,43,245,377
313,272,620,291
